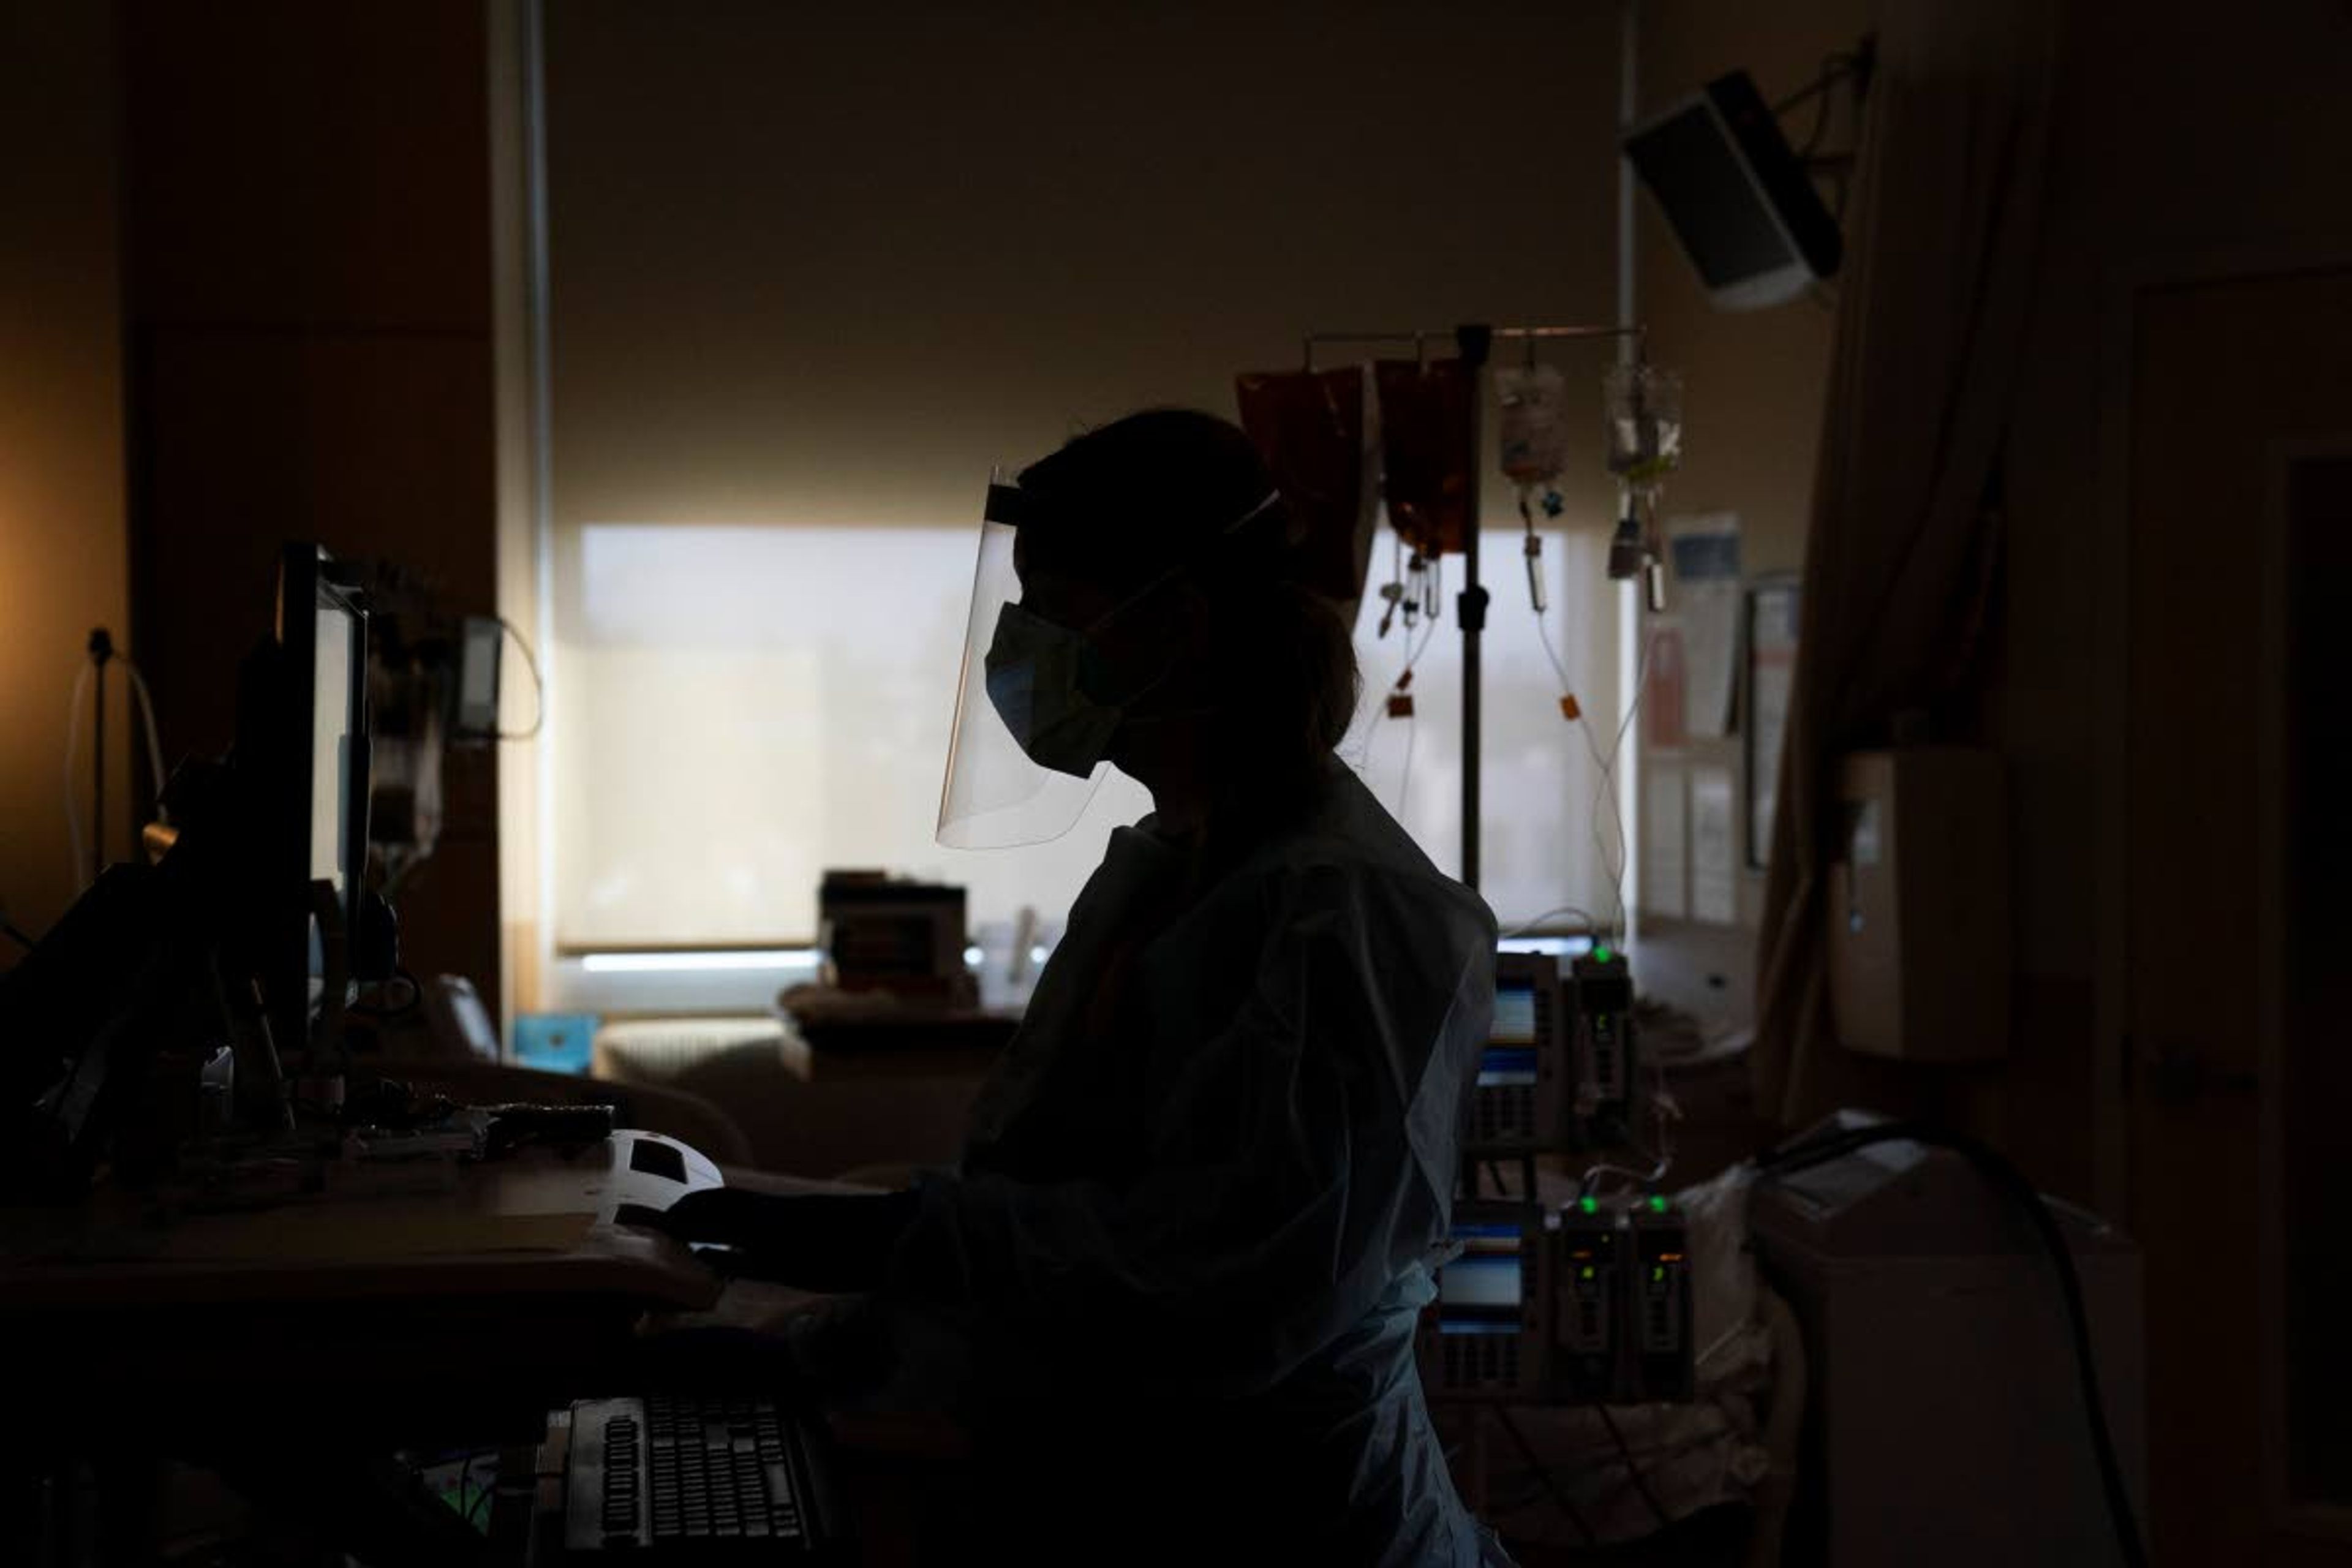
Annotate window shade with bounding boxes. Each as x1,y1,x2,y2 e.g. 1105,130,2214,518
543,1,1629,948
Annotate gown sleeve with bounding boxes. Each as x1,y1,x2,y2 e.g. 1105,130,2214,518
886,860,1496,1401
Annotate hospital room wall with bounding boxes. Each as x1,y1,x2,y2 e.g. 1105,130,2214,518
116,1,506,1009
540,4,1631,537
1630,0,2352,1202
0,1,133,940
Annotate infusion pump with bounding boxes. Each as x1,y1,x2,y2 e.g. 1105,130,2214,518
1466,948,1641,1154
1417,1191,1694,1406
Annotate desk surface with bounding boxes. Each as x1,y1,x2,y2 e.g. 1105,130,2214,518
0,1143,718,1312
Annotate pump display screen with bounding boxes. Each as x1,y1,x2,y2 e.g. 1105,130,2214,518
1491,978,1537,1044
1476,1047,1538,1088
1441,1257,1522,1309
1439,1221,1524,1332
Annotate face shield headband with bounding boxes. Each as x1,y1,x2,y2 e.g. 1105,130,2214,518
934,478,1281,850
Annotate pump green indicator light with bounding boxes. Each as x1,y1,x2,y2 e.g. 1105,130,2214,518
1649,1195,1668,1213
1580,1265,1595,1280
1593,944,1614,963
1578,1196,1598,1215
1651,1266,1665,1282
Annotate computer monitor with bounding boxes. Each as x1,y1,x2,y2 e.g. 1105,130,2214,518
1622,70,1842,311
268,543,371,1063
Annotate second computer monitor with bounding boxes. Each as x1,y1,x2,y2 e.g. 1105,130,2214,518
266,543,371,1061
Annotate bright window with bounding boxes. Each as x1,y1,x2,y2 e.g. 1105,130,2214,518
529,1,1638,979
549,520,1624,952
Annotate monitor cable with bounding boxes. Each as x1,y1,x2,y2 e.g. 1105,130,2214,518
1494,1404,1596,1548
1755,1120,2149,1568
1499,906,1601,941
494,616,546,742
1594,1400,1673,1532
61,634,168,892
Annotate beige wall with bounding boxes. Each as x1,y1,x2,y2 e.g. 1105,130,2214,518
542,2,1626,537
1997,0,2352,1199
1626,0,2352,1197
534,2,1634,958
118,1,505,1012
0,1,130,938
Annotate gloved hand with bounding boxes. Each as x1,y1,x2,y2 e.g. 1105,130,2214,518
649,1187,921,1293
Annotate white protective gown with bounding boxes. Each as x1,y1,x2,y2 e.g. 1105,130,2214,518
887,759,1501,1565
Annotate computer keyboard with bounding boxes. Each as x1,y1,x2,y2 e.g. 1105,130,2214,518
562,1393,827,1558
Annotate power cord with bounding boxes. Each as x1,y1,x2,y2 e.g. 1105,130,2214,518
1389,574,1442,820
1595,1400,1672,1532
494,615,546,742
1756,1121,2149,1568
1494,1404,1596,1548
1499,906,1600,941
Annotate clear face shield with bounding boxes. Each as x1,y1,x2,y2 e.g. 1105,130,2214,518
935,479,1114,850
935,475,1283,851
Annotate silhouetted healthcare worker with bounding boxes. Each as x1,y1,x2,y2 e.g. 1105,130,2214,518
662,410,1504,1564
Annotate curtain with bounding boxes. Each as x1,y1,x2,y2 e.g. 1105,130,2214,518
1752,0,2063,1125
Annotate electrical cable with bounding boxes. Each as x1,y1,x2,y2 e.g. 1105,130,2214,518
59,645,168,886
1792,56,1847,162
466,1452,496,1528
1578,1159,1669,1199
1595,1400,1673,1532
1771,50,1868,120
62,662,91,891
1499,906,1600,940
1494,1405,1596,1548
1580,628,1657,946
1520,548,1641,948
119,655,169,821
494,615,546,741
1755,1121,2149,1568
1396,705,1419,820
1390,563,1442,820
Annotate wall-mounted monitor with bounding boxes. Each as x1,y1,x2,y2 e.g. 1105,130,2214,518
1623,70,1842,311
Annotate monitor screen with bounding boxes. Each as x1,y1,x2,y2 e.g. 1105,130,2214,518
1439,1221,1525,1332
287,549,367,1014
1440,1256,1523,1311
311,602,358,897
1491,977,1537,1044
1476,1047,1539,1089
1626,102,1797,290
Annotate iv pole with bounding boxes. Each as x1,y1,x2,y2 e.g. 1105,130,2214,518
1302,322,1646,894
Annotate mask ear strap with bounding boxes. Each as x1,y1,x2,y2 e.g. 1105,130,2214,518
1224,489,1283,535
